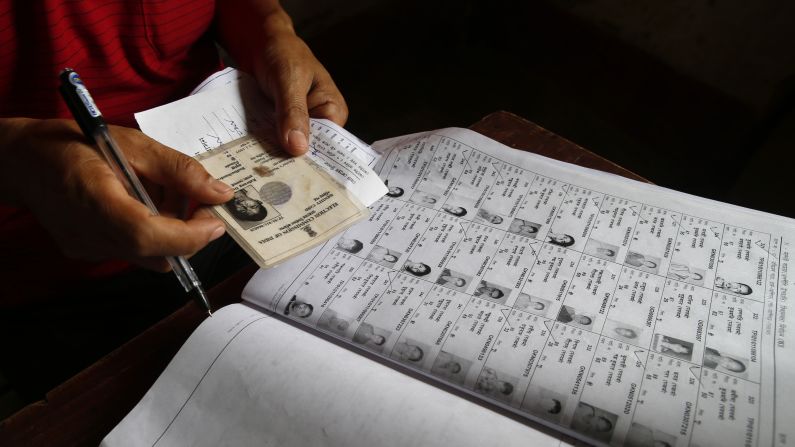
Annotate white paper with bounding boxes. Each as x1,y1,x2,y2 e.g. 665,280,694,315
243,127,795,447
102,304,568,447
134,70,386,207
189,66,240,95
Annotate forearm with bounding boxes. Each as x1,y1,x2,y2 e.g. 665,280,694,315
215,0,296,75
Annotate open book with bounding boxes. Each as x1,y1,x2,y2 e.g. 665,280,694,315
103,70,795,447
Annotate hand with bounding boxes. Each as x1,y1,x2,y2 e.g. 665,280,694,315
0,118,234,271
254,29,349,155
216,1,348,156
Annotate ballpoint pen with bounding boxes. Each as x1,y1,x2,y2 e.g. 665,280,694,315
58,68,213,317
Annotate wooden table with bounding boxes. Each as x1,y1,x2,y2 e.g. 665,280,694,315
0,111,648,446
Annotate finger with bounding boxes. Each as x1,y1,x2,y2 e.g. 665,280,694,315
309,101,348,126
192,206,217,220
116,128,234,204
140,177,166,210
155,187,193,219
97,188,226,259
128,213,226,259
307,76,348,126
266,64,312,156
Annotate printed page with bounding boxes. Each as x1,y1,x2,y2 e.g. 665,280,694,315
134,70,386,207
243,127,795,447
101,303,566,447
195,135,368,268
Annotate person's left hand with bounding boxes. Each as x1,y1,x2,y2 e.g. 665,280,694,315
217,3,348,156
252,29,348,156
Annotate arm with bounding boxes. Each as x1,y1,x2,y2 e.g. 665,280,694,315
215,0,348,155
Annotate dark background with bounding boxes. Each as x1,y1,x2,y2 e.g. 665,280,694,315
290,0,795,218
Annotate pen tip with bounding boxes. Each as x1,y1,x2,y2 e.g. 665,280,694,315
189,286,213,317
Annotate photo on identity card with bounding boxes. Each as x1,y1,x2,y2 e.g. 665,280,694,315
222,185,278,230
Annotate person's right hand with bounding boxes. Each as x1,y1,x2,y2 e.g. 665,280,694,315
0,118,235,271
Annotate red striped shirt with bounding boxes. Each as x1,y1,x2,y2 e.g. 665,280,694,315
0,0,222,305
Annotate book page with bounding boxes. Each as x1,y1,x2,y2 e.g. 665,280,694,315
101,304,565,447
243,127,795,447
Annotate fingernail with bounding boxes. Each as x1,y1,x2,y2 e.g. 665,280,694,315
287,129,308,154
211,179,233,195
209,225,225,242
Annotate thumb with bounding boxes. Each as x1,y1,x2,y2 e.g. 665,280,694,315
119,127,234,204
267,69,311,156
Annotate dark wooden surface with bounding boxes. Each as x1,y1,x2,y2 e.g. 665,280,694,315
0,111,648,446
468,111,649,183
